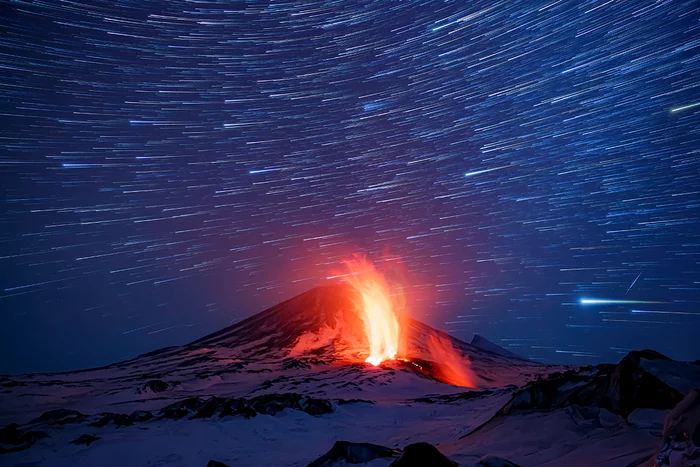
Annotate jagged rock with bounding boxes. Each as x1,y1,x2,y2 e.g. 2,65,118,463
502,350,686,418
335,398,375,405
283,358,311,370
128,410,154,424
502,370,597,414
0,423,51,454
249,393,333,416
91,412,133,428
654,388,700,466
159,397,207,419
30,408,87,426
662,388,700,445
412,389,493,404
159,394,331,421
206,461,230,467
390,442,457,466
308,441,400,467
139,379,169,393
475,455,522,467
602,350,684,417
299,397,333,416
70,434,100,446
598,408,625,428
191,397,256,419
249,393,300,415
0,377,27,388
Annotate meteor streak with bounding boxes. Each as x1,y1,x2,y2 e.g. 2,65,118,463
670,102,700,113
464,164,516,178
579,298,666,305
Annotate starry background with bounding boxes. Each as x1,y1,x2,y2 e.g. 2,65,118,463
1,0,699,374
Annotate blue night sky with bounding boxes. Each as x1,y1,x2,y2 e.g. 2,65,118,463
1,0,699,373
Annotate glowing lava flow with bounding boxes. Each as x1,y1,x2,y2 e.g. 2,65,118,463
342,256,401,366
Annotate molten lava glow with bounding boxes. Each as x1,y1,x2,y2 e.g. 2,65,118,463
342,255,401,366
427,333,479,388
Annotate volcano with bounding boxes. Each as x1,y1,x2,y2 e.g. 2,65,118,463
2,285,699,466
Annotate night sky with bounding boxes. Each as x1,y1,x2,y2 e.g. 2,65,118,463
2,0,699,374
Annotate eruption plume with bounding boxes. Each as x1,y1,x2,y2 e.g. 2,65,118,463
426,333,480,388
341,255,402,366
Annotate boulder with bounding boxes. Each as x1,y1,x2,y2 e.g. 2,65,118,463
651,389,700,467
159,397,207,419
390,442,457,467
475,455,522,467
139,379,169,393
70,434,100,446
29,408,87,426
0,423,50,454
662,388,700,444
602,350,684,417
308,441,400,467
91,412,133,428
206,461,231,467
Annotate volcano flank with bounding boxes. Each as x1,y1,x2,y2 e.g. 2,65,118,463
1,285,699,466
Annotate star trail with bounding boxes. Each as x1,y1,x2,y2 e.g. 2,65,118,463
1,0,699,373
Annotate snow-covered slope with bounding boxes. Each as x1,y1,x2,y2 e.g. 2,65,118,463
0,285,547,424
1,285,697,467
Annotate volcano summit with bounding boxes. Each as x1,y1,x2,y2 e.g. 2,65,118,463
1,285,699,466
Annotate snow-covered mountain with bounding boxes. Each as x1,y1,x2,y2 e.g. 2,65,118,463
1,284,698,466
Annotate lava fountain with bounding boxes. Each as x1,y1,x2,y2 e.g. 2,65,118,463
341,255,402,366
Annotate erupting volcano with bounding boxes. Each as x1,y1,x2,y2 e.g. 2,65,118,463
2,280,698,467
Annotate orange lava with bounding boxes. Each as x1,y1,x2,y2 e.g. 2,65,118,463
341,255,401,366
427,333,479,388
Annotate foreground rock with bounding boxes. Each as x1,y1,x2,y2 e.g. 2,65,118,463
475,455,522,467
206,461,231,467
502,350,689,418
70,434,100,446
390,442,457,466
0,424,50,454
655,388,700,467
308,441,400,466
307,441,458,467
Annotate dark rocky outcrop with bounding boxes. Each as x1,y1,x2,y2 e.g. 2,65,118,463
308,441,400,467
335,398,375,406
655,388,700,467
412,389,494,404
662,388,700,445
249,393,332,416
206,461,231,467
0,424,50,454
475,455,522,467
91,412,133,428
29,409,87,426
602,350,683,417
128,410,154,424
189,397,256,420
502,350,686,418
0,377,27,388
390,442,457,467
158,393,333,420
283,358,311,370
139,379,169,393
159,397,208,420
70,434,100,446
